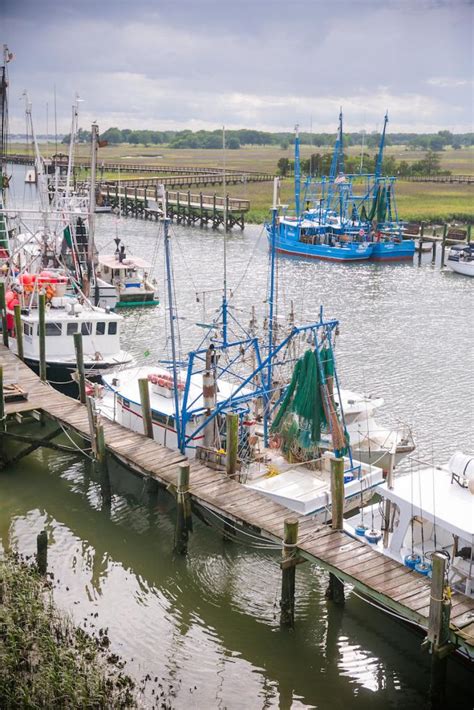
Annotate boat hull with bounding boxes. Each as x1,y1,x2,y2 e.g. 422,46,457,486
370,240,415,261
447,260,474,277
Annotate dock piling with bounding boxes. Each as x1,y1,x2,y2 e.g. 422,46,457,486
418,221,425,266
138,378,153,439
38,293,46,382
13,304,23,361
0,282,8,347
280,518,299,627
73,333,86,404
427,552,452,707
326,456,345,604
440,223,448,266
36,529,48,575
225,412,239,478
174,462,192,555
0,365,4,424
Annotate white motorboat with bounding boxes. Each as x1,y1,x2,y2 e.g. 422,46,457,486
335,389,414,471
446,243,474,277
346,452,474,598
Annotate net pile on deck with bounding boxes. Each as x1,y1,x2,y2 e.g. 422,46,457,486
271,348,348,458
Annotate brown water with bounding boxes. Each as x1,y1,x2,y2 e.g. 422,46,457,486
2,167,474,707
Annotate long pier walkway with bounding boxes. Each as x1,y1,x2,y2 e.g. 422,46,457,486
1,345,473,661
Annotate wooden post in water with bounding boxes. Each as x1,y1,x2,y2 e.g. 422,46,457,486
225,412,239,478
280,518,298,627
36,529,48,575
418,221,425,266
431,238,437,264
0,365,4,423
0,282,9,347
73,333,86,404
138,377,153,439
96,418,111,508
427,552,452,708
13,304,23,361
174,462,192,555
38,292,47,382
467,223,472,244
326,455,345,604
440,223,448,267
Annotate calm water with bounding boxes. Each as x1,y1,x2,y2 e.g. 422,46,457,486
2,166,474,707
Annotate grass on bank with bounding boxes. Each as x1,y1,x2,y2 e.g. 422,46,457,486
0,554,136,709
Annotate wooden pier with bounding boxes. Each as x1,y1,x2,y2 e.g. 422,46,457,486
99,185,250,229
1,344,473,674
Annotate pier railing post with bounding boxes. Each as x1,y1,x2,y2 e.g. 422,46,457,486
280,517,299,627
13,304,23,361
73,333,86,404
36,529,48,575
38,292,46,382
326,455,345,604
138,377,153,439
0,282,8,347
174,462,192,555
225,412,239,478
427,552,452,707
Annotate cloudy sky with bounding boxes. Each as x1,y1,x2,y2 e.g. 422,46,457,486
2,0,473,135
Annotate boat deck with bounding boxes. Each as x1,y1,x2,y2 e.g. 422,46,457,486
1,344,473,658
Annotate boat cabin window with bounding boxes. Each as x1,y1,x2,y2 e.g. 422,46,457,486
45,322,62,336
67,323,78,336
108,322,117,335
151,410,175,428
81,322,92,336
23,323,33,336
103,265,110,274
96,321,106,335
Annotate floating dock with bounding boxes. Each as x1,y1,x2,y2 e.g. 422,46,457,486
1,343,473,669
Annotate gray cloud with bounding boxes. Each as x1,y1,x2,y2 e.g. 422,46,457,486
3,0,473,133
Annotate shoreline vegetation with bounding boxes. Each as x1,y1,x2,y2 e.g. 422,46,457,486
9,142,474,225
0,553,136,709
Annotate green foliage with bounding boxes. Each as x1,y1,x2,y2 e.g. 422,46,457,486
0,555,136,709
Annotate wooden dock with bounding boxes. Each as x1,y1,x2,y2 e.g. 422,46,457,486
98,185,250,229
1,345,473,664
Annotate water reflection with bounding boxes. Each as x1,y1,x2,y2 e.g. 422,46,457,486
1,435,473,708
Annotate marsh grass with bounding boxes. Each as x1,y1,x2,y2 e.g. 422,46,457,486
0,554,136,709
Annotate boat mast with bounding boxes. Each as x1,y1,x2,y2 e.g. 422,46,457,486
294,124,300,218
88,123,98,299
375,111,388,181
263,177,279,447
162,213,183,452
222,126,228,345
65,96,80,200
0,46,12,253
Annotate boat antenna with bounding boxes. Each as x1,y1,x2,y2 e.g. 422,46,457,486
222,125,228,345
163,215,182,452
294,124,300,218
53,84,58,156
65,94,81,199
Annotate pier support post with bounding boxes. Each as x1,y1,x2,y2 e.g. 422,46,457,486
13,304,23,361
225,412,239,478
326,456,345,604
73,333,86,404
0,365,4,424
431,239,437,264
36,529,48,575
38,292,46,382
426,552,452,708
174,462,192,555
280,518,299,627
96,419,111,508
138,377,153,439
467,223,472,244
440,223,448,267
0,282,8,347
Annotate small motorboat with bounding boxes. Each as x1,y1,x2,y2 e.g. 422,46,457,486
446,243,474,277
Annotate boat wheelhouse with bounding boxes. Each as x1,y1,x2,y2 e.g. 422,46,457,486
96,249,159,309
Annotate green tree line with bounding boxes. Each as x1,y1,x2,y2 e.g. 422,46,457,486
277,150,447,177
63,127,474,150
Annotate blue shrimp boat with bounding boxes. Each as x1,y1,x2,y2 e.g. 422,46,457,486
267,118,373,262
271,112,415,263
